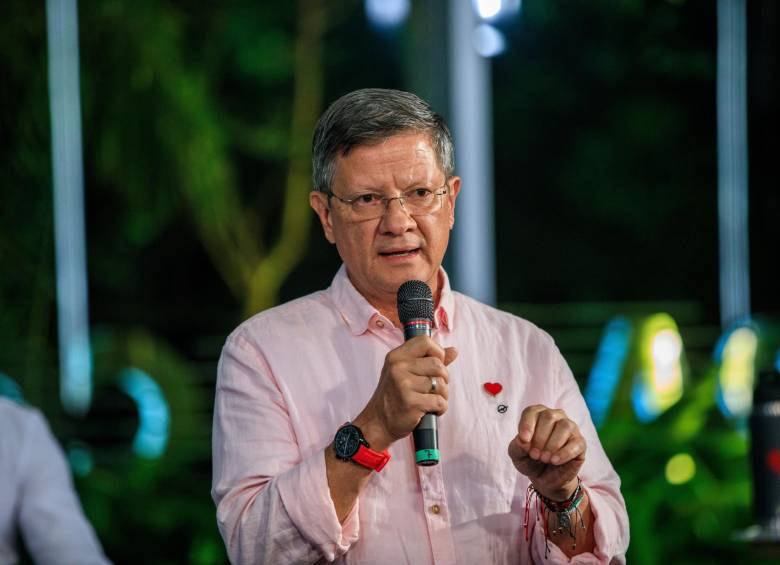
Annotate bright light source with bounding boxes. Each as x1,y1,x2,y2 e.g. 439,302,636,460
472,24,506,58
665,453,696,485
48,0,93,417
715,325,758,419
652,329,682,366
652,329,683,392
474,0,502,19
119,368,170,459
632,313,685,422
365,0,410,28
473,0,521,21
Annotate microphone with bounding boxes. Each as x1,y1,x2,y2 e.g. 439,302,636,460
397,280,439,466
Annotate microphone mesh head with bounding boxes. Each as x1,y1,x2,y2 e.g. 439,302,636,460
397,280,434,324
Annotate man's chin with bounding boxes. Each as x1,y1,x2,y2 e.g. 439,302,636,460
379,265,438,292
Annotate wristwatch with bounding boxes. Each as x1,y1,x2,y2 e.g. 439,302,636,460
333,422,391,472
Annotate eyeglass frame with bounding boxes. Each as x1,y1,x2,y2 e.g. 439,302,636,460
325,180,451,219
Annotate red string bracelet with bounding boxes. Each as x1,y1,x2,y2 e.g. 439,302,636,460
524,478,586,557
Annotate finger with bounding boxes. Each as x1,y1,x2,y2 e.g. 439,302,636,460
415,391,448,416
508,437,546,478
540,419,577,462
508,435,530,460
444,346,458,366
529,409,565,453
407,357,449,383
397,335,446,361
549,435,587,466
407,375,449,400
435,380,449,401
517,404,548,444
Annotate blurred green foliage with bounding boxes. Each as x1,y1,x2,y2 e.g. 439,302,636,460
1,0,778,563
602,321,755,565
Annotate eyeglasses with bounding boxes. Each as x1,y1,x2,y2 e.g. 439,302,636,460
327,183,449,220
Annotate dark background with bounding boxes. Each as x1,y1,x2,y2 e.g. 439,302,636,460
1,0,778,563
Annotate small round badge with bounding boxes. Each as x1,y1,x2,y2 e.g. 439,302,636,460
497,404,508,414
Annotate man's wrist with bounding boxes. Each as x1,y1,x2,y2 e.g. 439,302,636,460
533,477,579,502
352,413,393,452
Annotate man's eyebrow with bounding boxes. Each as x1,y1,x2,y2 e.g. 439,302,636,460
404,181,426,188
347,185,380,193
342,179,435,193
402,179,438,190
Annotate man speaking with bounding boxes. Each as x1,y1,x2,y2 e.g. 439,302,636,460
212,88,629,564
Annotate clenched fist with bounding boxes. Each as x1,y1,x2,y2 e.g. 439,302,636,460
507,405,586,501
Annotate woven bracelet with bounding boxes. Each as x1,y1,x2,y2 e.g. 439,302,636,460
536,478,582,513
523,477,587,557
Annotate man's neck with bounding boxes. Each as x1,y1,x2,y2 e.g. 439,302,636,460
348,271,443,330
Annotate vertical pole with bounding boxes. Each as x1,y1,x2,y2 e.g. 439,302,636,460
47,0,92,415
717,0,750,328
448,0,496,305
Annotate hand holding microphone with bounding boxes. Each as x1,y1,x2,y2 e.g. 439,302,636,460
397,280,445,466
352,280,457,462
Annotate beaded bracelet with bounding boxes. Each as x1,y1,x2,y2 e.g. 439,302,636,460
536,479,582,512
523,477,586,558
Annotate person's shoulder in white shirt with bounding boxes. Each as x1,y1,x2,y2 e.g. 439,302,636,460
0,397,111,565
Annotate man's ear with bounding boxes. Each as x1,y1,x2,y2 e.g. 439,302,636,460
446,176,461,230
310,191,336,244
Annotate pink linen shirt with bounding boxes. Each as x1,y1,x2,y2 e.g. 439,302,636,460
212,265,629,564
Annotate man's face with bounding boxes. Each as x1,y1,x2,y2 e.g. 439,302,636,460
310,132,460,309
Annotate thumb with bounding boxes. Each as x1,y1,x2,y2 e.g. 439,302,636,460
444,346,458,366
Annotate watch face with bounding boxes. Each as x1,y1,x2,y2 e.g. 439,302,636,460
334,425,361,460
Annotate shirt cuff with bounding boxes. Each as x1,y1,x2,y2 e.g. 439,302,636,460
276,449,360,561
580,483,626,564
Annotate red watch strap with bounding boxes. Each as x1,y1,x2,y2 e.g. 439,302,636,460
352,444,391,472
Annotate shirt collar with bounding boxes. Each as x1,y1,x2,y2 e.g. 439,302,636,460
328,264,455,336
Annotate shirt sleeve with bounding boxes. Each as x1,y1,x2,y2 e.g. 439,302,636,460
528,344,630,564
16,409,111,565
212,333,360,564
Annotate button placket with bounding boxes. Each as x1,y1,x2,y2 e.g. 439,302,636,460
418,465,447,519
417,463,456,563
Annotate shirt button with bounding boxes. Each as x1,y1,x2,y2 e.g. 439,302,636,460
430,504,441,515
375,320,384,328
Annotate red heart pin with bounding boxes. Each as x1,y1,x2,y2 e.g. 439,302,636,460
483,382,503,396
766,449,780,476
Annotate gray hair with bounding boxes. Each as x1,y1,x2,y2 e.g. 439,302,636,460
311,88,455,193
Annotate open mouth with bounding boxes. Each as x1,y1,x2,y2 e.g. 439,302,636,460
379,248,420,258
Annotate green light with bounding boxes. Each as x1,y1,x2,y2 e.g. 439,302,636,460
632,313,685,421
717,326,758,418
665,453,696,485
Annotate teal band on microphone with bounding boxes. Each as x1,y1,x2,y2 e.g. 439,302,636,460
415,448,440,465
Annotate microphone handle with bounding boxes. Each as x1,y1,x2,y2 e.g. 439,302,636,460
404,319,440,466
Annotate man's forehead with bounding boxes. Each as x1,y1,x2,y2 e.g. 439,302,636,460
333,133,442,187
340,132,433,157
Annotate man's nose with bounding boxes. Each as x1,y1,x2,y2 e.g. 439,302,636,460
379,197,416,234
